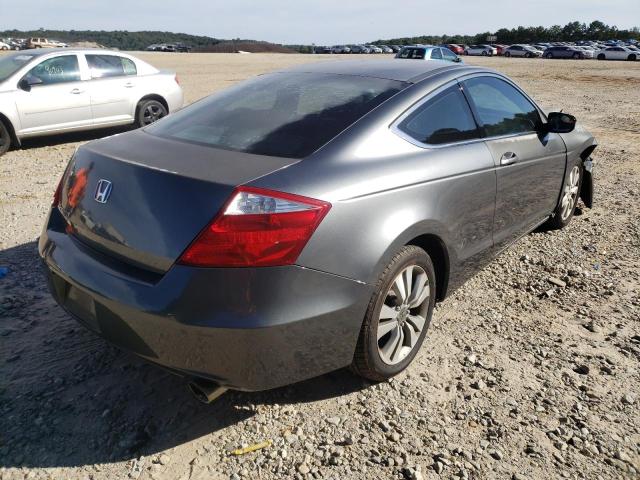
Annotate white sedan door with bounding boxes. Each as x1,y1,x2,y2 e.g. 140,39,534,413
15,54,92,135
84,54,139,125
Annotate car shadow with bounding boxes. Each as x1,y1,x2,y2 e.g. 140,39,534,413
0,240,371,469
16,125,133,150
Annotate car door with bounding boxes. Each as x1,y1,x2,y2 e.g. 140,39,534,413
393,82,497,279
14,54,92,135
461,74,566,249
85,54,139,125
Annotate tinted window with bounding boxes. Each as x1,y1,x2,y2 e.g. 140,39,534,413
148,72,407,158
87,55,137,78
26,55,80,85
430,48,442,59
462,76,541,137
442,48,457,61
397,84,480,145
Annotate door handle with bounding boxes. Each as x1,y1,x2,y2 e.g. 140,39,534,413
124,82,135,88
500,152,518,166
70,88,84,94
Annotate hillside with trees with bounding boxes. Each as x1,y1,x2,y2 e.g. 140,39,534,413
370,20,640,47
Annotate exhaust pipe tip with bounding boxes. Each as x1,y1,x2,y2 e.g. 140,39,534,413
187,379,227,404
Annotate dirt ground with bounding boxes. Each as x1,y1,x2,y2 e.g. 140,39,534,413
1,53,639,480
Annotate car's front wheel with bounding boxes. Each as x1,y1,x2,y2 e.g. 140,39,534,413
545,164,582,230
352,246,436,381
597,53,605,60
0,119,12,156
545,53,553,59
135,99,168,128
628,54,637,61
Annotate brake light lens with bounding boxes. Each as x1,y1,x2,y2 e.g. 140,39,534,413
174,74,180,85
179,187,331,267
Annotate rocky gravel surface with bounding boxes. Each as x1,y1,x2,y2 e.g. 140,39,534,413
1,54,639,480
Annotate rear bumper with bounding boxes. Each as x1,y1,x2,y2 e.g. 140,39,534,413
39,210,372,391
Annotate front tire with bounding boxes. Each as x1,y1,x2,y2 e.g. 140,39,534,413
597,53,605,60
505,51,511,57
352,246,436,381
545,164,582,230
628,54,637,61
545,53,553,59
0,119,12,156
135,99,168,128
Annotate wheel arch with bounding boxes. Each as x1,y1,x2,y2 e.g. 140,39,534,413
136,94,169,114
0,112,20,148
405,234,450,302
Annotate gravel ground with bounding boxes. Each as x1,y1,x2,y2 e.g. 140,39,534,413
1,54,639,480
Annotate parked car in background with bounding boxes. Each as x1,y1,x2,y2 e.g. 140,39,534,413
26,38,65,49
574,46,595,58
395,45,462,63
390,45,402,53
38,60,595,398
172,43,192,53
441,44,464,55
503,45,543,58
543,46,587,59
0,48,183,156
596,46,638,61
0,41,10,51
464,45,497,56
314,46,332,54
378,45,394,54
331,45,351,54
366,45,383,54
490,44,508,55
350,45,370,54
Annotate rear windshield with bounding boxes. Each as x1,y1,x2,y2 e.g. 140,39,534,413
0,53,35,83
146,72,407,158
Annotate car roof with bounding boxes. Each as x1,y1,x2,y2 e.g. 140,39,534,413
281,59,466,83
10,47,126,57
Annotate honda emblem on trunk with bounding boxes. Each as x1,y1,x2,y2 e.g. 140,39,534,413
94,179,113,204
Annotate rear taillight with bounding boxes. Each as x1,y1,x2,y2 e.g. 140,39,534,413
179,187,331,267
174,74,180,85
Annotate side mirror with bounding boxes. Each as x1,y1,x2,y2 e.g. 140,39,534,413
18,74,42,91
454,56,462,63
546,111,576,133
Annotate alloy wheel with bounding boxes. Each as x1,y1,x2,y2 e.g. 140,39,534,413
377,265,430,365
142,104,166,125
560,166,580,220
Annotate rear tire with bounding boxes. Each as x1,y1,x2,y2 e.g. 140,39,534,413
628,54,637,61
135,99,168,128
544,164,582,230
0,119,12,156
597,53,605,60
545,53,553,59
505,52,511,57
352,246,436,382
482,51,488,56
573,53,580,59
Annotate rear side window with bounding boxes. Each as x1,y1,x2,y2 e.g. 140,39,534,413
462,76,541,137
442,49,457,61
397,84,480,145
430,48,442,59
147,72,407,158
26,55,80,85
87,55,137,78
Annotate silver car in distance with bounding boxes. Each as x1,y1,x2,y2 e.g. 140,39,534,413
39,60,595,399
0,48,183,156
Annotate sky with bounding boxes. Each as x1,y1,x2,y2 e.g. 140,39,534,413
1,0,639,44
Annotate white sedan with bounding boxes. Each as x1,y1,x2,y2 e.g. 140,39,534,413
464,44,497,56
596,46,639,61
0,41,11,51
0,48,183,156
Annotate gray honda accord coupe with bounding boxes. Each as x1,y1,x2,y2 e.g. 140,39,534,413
39,60,596,401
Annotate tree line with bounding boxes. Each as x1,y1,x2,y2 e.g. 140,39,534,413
371,20,640,47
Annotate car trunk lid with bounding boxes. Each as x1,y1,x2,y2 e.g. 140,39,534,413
57,130,299,273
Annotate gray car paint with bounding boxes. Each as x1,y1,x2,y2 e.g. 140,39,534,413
40,60,596,390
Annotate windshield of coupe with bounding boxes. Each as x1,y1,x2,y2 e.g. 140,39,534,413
147,72,407,158
0,54,35,83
